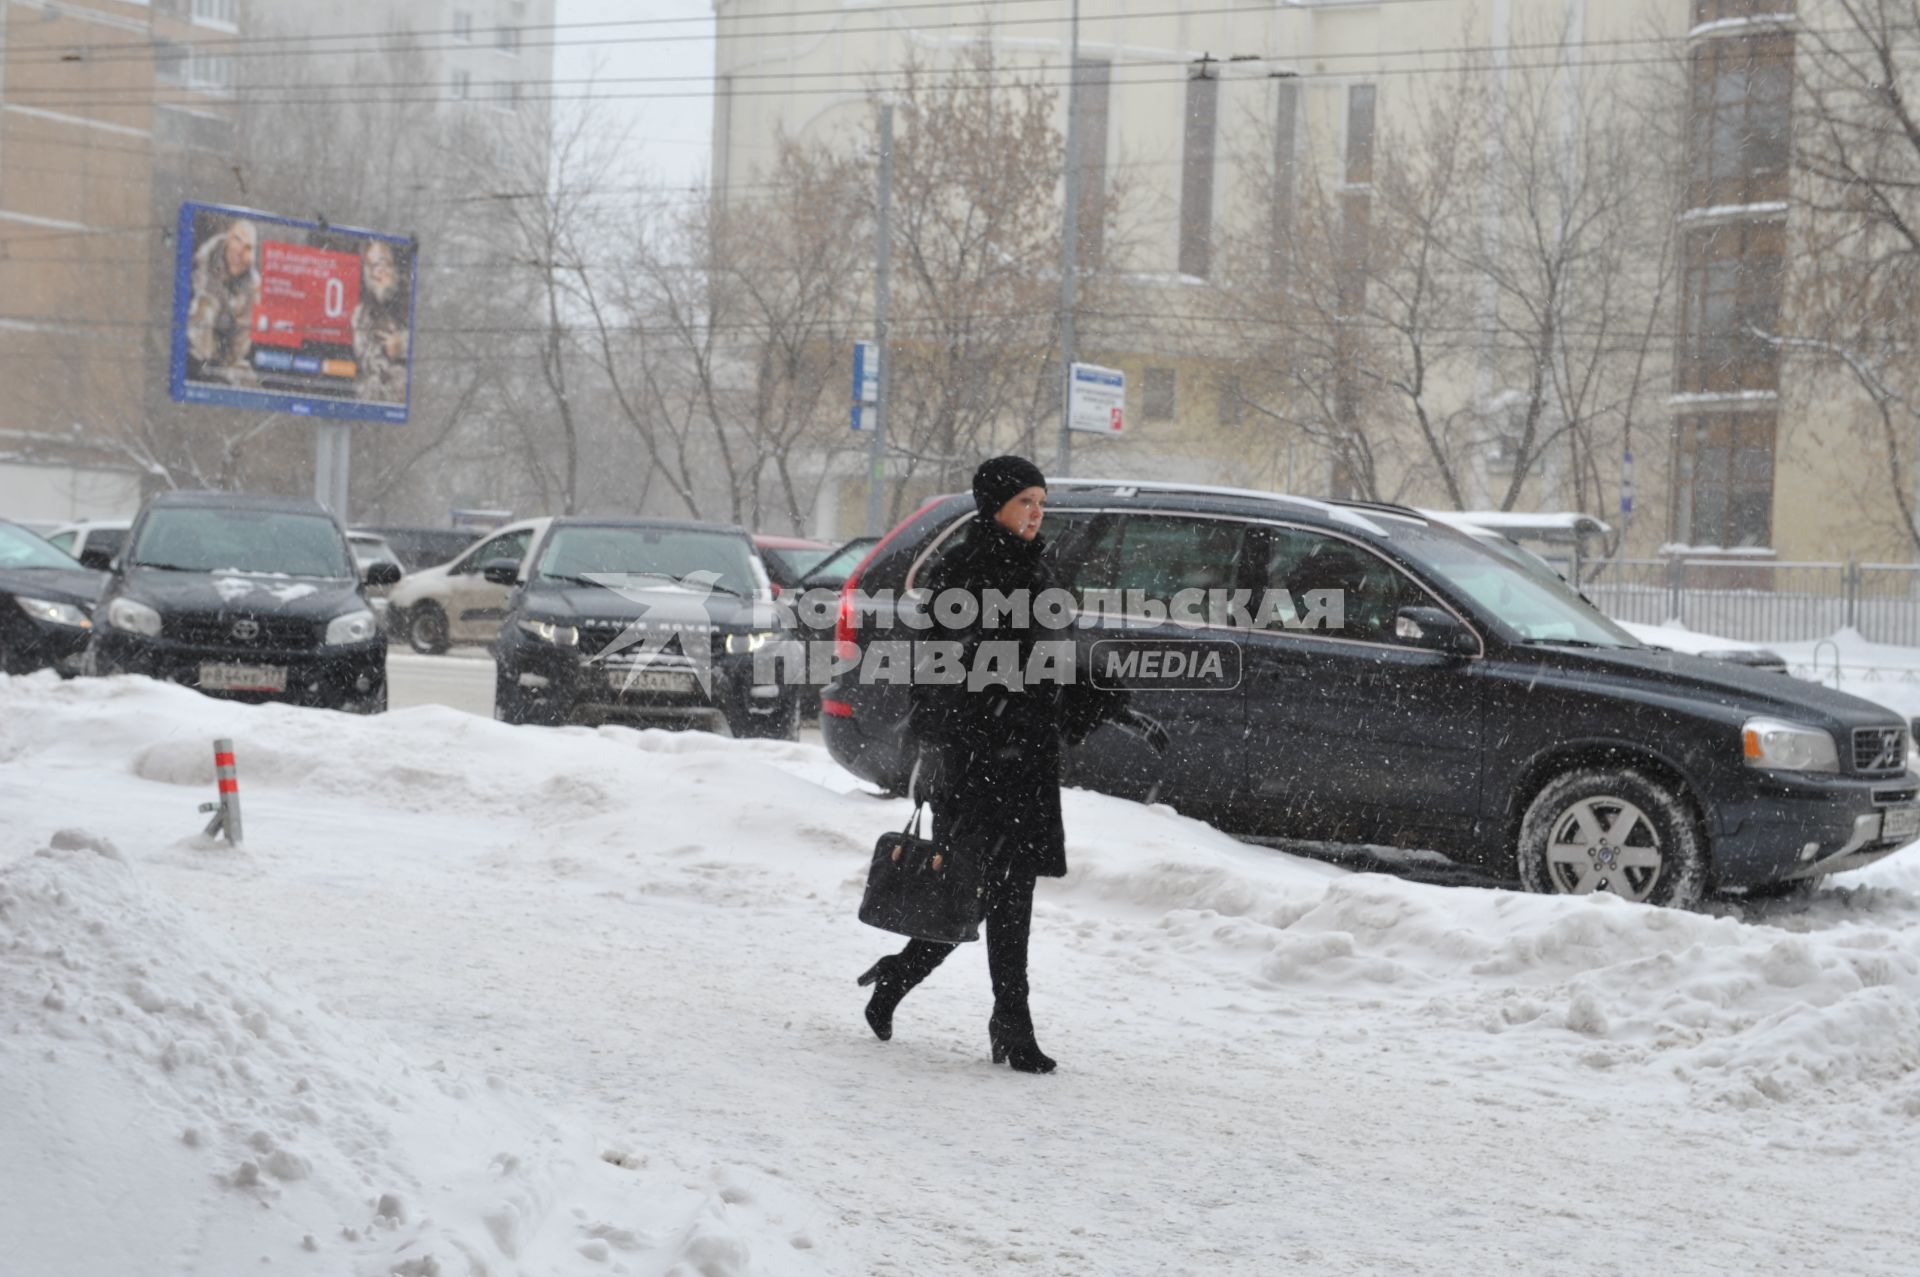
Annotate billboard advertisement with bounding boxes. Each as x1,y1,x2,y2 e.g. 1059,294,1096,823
169,202,418,423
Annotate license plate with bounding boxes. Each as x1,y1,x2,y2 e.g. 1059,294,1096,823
1883,807,1920,842
199,661,287,693
605,668,695,695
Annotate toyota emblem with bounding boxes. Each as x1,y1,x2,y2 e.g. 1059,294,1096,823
230,618,260,641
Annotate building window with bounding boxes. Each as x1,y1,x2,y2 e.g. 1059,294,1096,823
497,25,521,54
1674,411,1775,547
1143,367,1178,422
492,80,521,111
1676,220,1784,394
1071,58,1112,269
1216,374,1243,427
1179,68,1218,279
188,50,234,95
454,11,473,42
451,69,471,100
191,0,237,28
154,39,187,85
1337,191,1371,316
1345,83,1376,186
1270,80,1300,274
1687,32,1794,208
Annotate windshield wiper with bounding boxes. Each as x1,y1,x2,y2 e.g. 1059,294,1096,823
584,570,745,598
540,573,598,587
1519,637,1620,649
131,561,199,572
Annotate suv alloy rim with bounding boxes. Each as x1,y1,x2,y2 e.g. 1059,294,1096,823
1544,796,1665,901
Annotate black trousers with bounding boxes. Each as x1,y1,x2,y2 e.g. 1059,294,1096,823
889,861,1039,1030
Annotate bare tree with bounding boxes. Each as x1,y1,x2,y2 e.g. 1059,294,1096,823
1786,1,1920,552
572,132,866,528
1459,35,1680,519
862,48,1073,512
1217,70,1482,505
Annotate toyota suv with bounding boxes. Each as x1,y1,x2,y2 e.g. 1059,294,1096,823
819,481,1918,908
87,491,397,711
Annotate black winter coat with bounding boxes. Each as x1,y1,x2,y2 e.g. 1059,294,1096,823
908,516,1126,878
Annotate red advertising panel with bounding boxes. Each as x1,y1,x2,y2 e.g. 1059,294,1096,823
253,241,362,351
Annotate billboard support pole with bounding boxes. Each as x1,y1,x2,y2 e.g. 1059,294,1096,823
315,423,351,521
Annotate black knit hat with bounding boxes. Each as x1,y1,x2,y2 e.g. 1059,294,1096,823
972,454,1047,518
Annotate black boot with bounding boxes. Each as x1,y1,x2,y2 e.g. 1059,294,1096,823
857,957,909,1041
988,1008,1057,1074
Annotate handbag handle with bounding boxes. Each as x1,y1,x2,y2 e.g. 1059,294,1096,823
901,755,927,841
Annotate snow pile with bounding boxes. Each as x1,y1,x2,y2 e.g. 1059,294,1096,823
0,815,826,1276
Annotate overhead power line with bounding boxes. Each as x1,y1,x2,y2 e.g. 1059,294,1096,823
2,0,1741,68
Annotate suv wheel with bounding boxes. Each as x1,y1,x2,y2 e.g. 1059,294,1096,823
406,602,450,655
1516,767,1707,909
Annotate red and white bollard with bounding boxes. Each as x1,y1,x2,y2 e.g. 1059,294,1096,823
198,737,244,844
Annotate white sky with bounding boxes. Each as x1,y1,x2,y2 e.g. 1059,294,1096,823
551,0,717,191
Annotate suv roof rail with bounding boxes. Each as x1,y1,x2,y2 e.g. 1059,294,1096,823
1044,477,1393,531
1326,497,1429,520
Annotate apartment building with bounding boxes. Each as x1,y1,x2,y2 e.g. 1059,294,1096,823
0,0,243,520
713,0,1893,563
0,0,553,521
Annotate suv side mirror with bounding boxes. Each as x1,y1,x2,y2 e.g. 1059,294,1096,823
79,546,114,571
364,561,403,587
1394,606,1477,656
481,558,520,586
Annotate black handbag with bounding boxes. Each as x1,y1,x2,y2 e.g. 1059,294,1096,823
858,801,984,944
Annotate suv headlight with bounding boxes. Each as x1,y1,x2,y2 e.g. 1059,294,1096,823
726,629,779,654
518,617,579,647
1742,717,1840,773
16,596,92,629
105,596,161,637
324,610,379,646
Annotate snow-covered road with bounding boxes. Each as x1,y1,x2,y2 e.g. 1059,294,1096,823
5,672,1920,1275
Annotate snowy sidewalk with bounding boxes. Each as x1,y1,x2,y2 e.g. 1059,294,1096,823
4,673,1919,1275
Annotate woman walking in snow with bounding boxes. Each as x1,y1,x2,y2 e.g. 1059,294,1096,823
855,455,1159,1073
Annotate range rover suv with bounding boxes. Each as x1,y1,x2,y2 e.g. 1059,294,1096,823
491,517,801,737
87,491,397,712
820,481,1918,907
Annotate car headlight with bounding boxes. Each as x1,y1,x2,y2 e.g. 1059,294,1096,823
518,617,579,647
1742,717,1840,773
15,596,93,629
104,596,161,637
324,610,379,646
726,630,779,654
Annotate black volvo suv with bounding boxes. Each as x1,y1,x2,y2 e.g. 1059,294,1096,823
820,481,1918,908
88,491,397,711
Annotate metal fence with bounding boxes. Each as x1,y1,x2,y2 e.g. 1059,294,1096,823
1577,558,1920,647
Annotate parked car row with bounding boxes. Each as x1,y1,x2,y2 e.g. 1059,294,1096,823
4,495,855,740
14,481,1910,907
